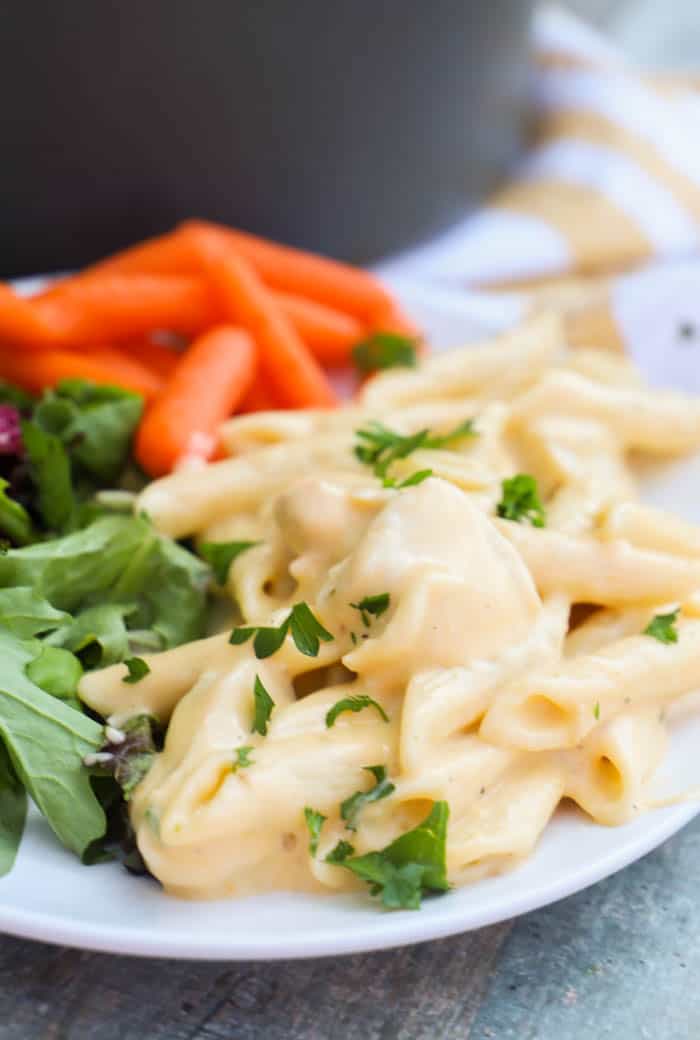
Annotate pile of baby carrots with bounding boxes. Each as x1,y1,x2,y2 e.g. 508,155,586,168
0,220,416,476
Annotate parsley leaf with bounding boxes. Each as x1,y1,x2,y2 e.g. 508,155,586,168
644,609,680,644
325,839,356,864
354,419,477,487
288,602,334,656
232,745,254,772
230,603,333,659
352,332,418,374
350,592,390,627
199,540,259,585
326,695,389,728
122,657,150,684
337,801,450,910
303,807,326,856
251,674,275,735
395,469,433,489
496,474,546,527
341,765,395,831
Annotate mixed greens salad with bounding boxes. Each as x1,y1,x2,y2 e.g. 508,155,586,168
0,379,211,876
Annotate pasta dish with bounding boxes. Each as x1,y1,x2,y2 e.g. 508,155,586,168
76,311,700,908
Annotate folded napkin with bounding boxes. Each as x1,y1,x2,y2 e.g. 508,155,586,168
382,6,700,394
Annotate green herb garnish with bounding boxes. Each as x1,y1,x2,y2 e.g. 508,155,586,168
325,839,356,864
644,609,680,644
336,801,450,910
303,807,326,857
232,746,254,772
326,695,389,728
122,657,150,684
354,419,477,487
341,765,395,831
352,332,418,374
496,474,546,527
251,674,275,735
231,602,333,659
350,593,391,628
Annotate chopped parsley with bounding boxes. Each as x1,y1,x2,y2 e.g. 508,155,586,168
350,592,390,628
354,419,477,487
326,695,389,728
251,674,275,735
198,540,259,585
303,807,326,857
593,701,600,721
341,765,395,831
394,469,433,489
496,474,546,527
230,602,334,659
335,801,450,910
352,332,418,374
643,609,680,644
232,746,254,772
325,839,356,864
122,657,150,684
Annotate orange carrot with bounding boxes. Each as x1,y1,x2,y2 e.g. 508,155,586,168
91,223,395,325
0,283,62,348
182,220,394,324
373,305,421,341
238,380,280,413
0,346,163,399
272,291,364,365
120,337,181,379
88,230,198,278
34,274,216,345
135,325,256,477
188,229,338,409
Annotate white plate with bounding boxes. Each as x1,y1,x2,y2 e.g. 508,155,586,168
1,278,700,961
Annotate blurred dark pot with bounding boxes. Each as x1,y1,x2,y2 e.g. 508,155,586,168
0,0,534,276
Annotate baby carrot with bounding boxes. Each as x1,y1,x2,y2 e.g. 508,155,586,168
35,274,216,345
0,283,61,348
189,230,338,409
120,337,181,379
0,346,163,398
88,230,198,278
272,291,365,366
181,220,394,324
238,380,280,413
134,325,256,477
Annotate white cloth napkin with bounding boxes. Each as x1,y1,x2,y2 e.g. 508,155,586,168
379,6,700,394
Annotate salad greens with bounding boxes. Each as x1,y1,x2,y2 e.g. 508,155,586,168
0,379,214,878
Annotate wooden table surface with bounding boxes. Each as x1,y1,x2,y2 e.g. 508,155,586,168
1,813,699,1039
5,4,700,1038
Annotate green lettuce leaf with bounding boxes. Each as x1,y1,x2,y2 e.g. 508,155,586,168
0,587,70,638
0,515,209,650
25,645,83,708
0,629,105,857
20,419,74,532
47,603,134,668
0,479,33,546
0,739,27,877
33,380,143,484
